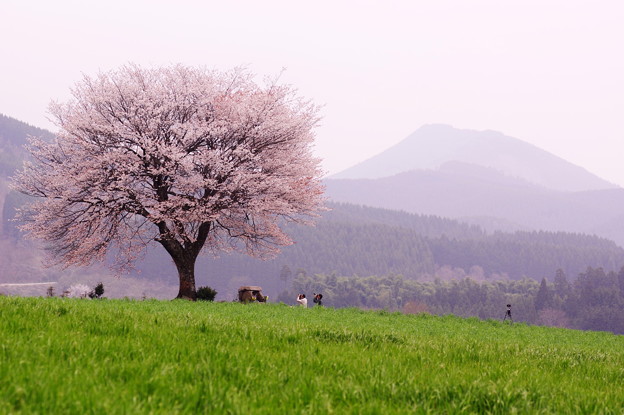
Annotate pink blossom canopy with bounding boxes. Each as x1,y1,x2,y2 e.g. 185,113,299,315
13,64,325,274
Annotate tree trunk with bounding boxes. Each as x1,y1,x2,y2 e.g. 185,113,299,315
157,222,211,301
172,253,197,300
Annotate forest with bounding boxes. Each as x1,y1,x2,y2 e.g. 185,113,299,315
285,266,624,334
189,205,624,298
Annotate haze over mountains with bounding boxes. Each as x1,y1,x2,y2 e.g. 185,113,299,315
331,124,618,192
325,124,624,246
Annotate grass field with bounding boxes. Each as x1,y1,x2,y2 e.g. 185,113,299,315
0,296,623,414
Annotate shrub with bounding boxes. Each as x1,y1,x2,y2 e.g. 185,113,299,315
88,282,104,299
196,286,217,302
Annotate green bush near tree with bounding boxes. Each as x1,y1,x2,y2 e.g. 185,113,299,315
196,286,217,302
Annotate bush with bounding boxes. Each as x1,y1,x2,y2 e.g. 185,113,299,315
196,286,217,302
88,282,104,299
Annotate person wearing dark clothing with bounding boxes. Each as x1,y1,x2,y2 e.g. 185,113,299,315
313,293,323,306
503,304,513,323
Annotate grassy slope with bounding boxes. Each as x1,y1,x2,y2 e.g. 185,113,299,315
0,297,623,414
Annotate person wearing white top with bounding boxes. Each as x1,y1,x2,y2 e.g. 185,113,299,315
296,294,308,307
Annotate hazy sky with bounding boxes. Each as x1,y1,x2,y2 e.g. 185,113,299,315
2,0,623,186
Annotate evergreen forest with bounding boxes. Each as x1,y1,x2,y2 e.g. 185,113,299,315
286,266,624,334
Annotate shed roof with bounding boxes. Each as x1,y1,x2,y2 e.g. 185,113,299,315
238,286,263,291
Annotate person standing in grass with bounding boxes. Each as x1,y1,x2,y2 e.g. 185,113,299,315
313,293,323,306
503,304,513,323
296,294,308,307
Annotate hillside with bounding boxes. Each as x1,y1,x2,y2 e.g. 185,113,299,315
1,297,623,414
0,114,55,235
331,124,617,192
183,203,624,299
325,163,624,246
0,113,54,177
4,200,624,301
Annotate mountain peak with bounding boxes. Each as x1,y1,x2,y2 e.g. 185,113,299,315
330,125,617,192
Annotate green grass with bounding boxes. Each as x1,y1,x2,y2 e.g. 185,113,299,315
0,297,623,414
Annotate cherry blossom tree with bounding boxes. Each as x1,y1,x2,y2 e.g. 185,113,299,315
12,64,325,300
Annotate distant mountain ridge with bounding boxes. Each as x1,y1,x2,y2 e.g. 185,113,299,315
324,124,624,246
0,113,55,179
326,163,624,247
0,113,54,148
331,124,618,192
325,166,624,236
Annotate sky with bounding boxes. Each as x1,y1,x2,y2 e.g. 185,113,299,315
2,0,624,186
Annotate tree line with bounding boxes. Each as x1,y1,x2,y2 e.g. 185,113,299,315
284,266,624,334
4,192,624,305
7,201,623,283
197,212,624,296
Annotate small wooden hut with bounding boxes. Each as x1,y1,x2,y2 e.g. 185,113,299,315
238,286,267,303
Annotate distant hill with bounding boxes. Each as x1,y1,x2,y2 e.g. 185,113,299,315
0,113,54,177
325,163,624,246
187,203,624,298
331,124,618,192
0,114,53,235
4,199,623,300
